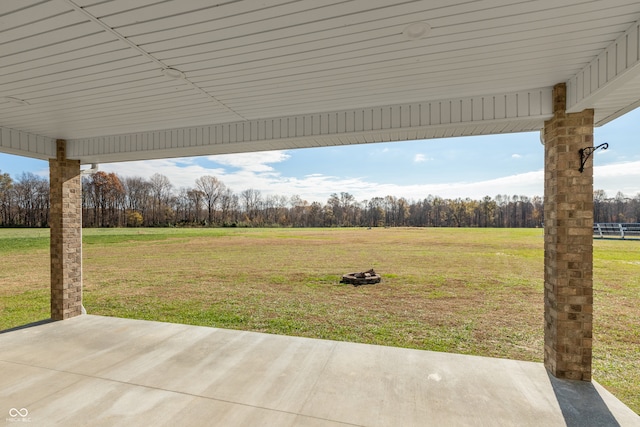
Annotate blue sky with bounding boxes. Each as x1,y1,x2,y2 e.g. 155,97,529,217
2,108,640,203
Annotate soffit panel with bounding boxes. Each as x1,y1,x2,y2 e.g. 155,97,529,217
66,117,551,164
63,89,552,163
1,0,640,162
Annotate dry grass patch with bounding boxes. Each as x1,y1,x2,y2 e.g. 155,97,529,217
81,228,545,361
0,227,637,413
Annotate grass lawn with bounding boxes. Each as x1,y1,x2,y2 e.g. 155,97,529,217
1,227,638,414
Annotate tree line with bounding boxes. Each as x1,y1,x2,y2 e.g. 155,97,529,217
1,170,639,228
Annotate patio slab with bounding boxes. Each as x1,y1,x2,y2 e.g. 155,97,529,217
1,315,638,426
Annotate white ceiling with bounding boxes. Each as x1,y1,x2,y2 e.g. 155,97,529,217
2,0,640,163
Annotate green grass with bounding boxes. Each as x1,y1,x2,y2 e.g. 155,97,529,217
0,227,638,413
0,228,50,253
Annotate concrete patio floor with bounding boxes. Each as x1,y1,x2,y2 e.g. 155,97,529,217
1,315,638,426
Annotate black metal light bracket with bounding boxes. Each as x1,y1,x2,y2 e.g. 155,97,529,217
578,143,608,173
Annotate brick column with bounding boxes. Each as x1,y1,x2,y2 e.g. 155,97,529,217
49,140,83,320
543,83,594,381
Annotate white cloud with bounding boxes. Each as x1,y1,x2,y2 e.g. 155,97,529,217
351,170,545,201
512,154,522,159
100,151,291,190
97,156,640,203
414,153,427,163
595,161,640,177
99,158,226,189
208,151,290,172
594,161,640,197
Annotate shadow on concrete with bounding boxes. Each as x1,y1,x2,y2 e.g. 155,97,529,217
0,319,54,334
548,372,621,427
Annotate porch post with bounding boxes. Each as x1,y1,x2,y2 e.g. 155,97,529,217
543,83,594,381
49,140,83,320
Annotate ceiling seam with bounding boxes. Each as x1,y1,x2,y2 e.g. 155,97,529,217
60,0,248,122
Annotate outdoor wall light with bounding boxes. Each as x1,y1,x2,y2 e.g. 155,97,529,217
578,142,608,173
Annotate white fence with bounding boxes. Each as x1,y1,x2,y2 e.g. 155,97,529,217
593,223,640,239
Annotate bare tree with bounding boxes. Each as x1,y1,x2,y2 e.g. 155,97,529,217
195,175,225,225
219,187,238,225
149,173,173,225
0,171,14,225
122,176,151,226
8,161,640,229
289,195,308,227
13,172,49,227
83,172,125,227
366,197,385,227
240,188,262,223
186,188,204,224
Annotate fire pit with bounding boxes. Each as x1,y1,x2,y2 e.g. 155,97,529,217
340,269,381,286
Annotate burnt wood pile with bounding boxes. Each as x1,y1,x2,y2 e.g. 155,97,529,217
340,269,381,285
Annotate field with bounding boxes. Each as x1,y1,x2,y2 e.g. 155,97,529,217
0,227,638,413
